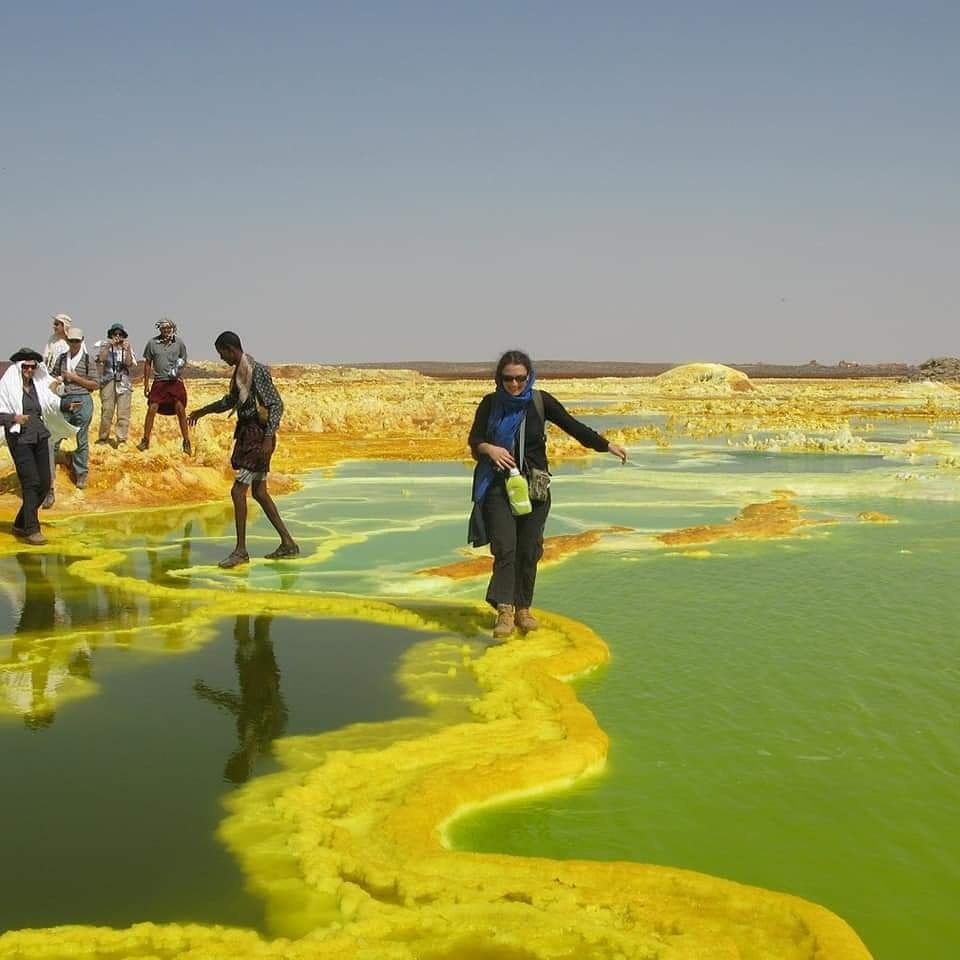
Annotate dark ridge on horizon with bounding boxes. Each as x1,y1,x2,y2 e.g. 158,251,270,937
0,359,924,381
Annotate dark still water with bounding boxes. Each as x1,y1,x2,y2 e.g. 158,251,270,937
0,613,427,933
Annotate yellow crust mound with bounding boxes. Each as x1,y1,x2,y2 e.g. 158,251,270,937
654,363,756,395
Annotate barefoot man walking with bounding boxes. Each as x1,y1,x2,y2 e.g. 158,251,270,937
188,331,299,569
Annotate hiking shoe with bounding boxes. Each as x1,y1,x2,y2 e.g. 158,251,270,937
182,440,192,455
218,549,249,569
75,474,87,490
492,603,516,640
516,608,539,633
264,542,300,560
136,439,149,452
95,438,110,445
24,532,48,546
41,491,55,509
11,523,25,536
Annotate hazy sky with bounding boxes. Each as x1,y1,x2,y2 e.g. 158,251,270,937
2,2,956,363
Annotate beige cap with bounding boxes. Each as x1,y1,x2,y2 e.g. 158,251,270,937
66,326,85,340
52,313,73,326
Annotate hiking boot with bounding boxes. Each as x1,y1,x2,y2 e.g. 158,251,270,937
516,608,539,633
24,532,48,546
136,438,149,451
96,438,110,445
492,603,515,640
41,491,55,509
264,542,300,560
218,549,249,569
75,474,87,490
11,523,25,537
182,439,192,455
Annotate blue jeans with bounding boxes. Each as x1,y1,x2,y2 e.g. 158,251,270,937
55,393,94,480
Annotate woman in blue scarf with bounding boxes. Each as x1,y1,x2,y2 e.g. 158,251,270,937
468,350,627,640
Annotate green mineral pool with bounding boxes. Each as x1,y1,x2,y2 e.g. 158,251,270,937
2,436,958,957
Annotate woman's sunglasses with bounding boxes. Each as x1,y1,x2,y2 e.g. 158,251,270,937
501,374,528,384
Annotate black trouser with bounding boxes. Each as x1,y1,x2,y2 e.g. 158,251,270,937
482,483,551,609
9,436,51,535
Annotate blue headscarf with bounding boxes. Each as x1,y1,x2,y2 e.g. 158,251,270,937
472,368,537,507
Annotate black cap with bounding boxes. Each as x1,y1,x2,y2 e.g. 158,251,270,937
9,348,44,363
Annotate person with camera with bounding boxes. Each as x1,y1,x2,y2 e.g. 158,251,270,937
95,323,136,445
468,350,627,640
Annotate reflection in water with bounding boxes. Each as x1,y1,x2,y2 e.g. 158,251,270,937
194,615,288,783
15,553,56,634
146,521,193,587
2,554,93,728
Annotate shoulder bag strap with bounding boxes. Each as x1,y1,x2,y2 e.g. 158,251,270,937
517,412,526,471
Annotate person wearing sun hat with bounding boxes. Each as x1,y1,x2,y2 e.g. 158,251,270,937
50,326,98,491
95,323,136,445
0,348,76,544
43,314,71,371
138,318,191,454
40,313,72,505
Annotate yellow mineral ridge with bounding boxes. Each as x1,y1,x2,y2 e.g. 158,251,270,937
658,495,833,547
857,511,896,523
419,527,633,579
0,369,888,958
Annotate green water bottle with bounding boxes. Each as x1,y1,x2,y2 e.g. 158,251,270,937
506,468,532,516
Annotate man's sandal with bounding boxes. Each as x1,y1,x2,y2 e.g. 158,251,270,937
218,549,250,569
264,543,300,560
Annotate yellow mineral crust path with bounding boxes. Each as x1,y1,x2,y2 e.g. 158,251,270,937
658,495,834,547
418,526,633,579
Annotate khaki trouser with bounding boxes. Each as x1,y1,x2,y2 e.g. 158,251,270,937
98,381,132,442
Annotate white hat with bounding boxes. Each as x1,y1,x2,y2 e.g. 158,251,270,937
52,313,73,326
66,326,85,340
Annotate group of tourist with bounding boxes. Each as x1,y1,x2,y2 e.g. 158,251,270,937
43,314,192,461
4,325,624,638
0,314,188,541
2,322,298,566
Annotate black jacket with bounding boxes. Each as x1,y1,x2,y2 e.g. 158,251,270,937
467,389,610,546
468,389,609,472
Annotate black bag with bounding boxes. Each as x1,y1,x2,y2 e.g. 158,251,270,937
519,391,551,502
526,466,551,501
